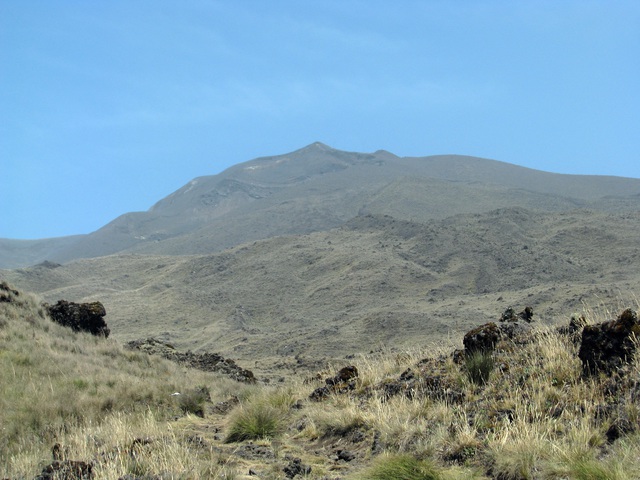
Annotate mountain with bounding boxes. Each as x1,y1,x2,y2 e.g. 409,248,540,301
4,207,639,377
2,142,640,268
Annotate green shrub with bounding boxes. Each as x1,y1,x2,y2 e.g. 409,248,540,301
225,402,283,442
464,350,494,385
360,454,442,480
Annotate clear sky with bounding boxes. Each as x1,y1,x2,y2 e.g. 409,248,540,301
1,1,639,239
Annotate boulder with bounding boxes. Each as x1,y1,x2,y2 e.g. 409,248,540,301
497,320,533,343
578,309,640,376
463,322,501,354
46,300,110,337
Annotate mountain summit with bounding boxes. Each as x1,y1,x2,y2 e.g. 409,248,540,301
2,143,640,268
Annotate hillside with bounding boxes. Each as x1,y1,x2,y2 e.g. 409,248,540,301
4,207,639,378
3,282,640,479
2,143,640,268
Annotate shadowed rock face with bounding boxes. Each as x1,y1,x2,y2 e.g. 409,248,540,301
579,309,640,376
46,300,110,337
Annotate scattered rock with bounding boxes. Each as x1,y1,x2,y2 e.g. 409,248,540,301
234,443,276,460
558,314,588,341
34,460,93,480
126,338,255,383
500,306,534,323
578,309,640,376
283,457,311,478
46,300,110,337
336,449,355,462
309,366,358,401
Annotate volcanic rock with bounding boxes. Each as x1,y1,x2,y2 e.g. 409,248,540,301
46,300,110,337
578,309,640,376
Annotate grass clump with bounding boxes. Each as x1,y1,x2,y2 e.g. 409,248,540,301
225,401,285,442
464,350,494,385
359,454,442,480
177,386,210,417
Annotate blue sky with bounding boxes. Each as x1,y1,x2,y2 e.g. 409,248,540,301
1,1,639,239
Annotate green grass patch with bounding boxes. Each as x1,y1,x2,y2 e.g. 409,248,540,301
359,454,442,480
225,402,284,442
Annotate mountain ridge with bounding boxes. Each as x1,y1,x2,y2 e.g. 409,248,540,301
2,143,640,268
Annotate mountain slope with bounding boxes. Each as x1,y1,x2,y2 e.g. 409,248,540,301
4,207,639,376
3,143,640,268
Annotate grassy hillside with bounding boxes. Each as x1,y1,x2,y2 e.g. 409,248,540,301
0,282,247,478
4,208,639,378
3,282,640,479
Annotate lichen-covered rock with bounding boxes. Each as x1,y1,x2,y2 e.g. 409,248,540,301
46,300,110,337
463,322,501,354
578,309,640,376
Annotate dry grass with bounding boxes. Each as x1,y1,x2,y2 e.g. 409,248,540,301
0,285,241,478
3,282,640,479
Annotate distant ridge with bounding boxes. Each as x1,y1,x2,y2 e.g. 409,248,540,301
2,143,640,268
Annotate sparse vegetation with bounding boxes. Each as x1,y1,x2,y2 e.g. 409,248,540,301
2,281,640,479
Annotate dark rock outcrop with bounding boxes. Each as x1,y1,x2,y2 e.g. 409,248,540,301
464,307,536,354
126,338,255,383
500,306,534,323
309,366,358,401
0,281,20,303
578,309,640,376
283,457,311,478
34,460,93,480
463,322,501,354
46,300,110,337
558,314,588,343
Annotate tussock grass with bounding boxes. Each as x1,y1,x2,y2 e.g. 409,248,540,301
464,350,494,385
358,453,442,480
224,387,296,442
3,282,640,479
0,284,239,478
225,402,284,443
